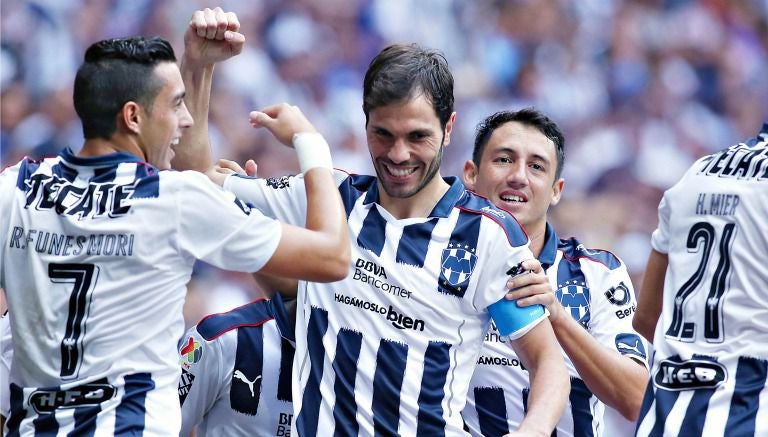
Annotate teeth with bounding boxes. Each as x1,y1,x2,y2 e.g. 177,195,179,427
385,165,416,177
501,195,524,202
171,138,180,146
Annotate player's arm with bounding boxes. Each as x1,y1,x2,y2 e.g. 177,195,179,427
633,249,668,343
247,105,350,282
492,260,569,436
506,265,649,421
173,7,244,172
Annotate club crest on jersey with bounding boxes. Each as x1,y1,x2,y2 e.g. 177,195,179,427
179,336,202,368
654,357,727,391
440,242,477,292
556,280,591,328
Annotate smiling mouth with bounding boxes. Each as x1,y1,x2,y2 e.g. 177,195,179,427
500,194,525,203
384,164,417,178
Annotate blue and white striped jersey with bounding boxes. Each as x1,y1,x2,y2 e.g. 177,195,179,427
463,224,648,436
0,148,282,436
225,172,546,436
178,295,295,437
635,124,768,437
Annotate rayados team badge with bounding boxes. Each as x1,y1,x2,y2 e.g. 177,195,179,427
439,242,477,296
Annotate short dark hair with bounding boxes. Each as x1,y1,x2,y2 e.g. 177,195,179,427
473,108,566,180
73,36,177,140
362,43,454,129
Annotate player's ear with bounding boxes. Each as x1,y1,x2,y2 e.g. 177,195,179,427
462,160,478,191
442,112,457,147
121,101,142,135
550,178,564,206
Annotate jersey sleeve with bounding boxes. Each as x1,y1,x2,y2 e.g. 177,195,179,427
473,222,547,340
585,260,649,368
173,171,282,272
651,192,671,254
223,174,306,225
222,170,350,225
178,326,229,436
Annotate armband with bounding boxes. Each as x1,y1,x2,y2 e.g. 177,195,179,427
488,299,547,342
293,132,333,174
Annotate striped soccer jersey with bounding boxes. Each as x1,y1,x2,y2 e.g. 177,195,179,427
225,172,546,436
463,224,648,436
178,295,295,437
0,148,282,435
635,124,768,436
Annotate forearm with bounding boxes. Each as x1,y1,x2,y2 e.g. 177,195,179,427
302,167,350,267
173,57,215,171
551,315,648,420
634,250,668,343
513,321,569,436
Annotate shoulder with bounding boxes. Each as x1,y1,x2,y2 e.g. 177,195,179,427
194,299,275,342
557,236,623,270
456,190,528,247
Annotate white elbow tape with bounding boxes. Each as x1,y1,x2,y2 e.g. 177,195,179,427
293,132,333,174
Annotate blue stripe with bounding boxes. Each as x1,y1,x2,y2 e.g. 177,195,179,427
337,175,368,218
197,299,273,341
724,356,768,435
332,329,363,436
33,412,59,434
416,341,451,436
277,337,295,402
53,161,78,182
679,386,715,435
372,339,408,436
16,158,41,190
396,219,437,267
456,191,528,246
635,380,655,435
474,387,509,437
230,326,265,415
114,373,154,435
71,404,100,437
569,378,594,437
6,383,26,437
132,174,160,199
357,206,387,256
297,307,329,436
648,385,679,436
438,211,481,297
558,237,621,270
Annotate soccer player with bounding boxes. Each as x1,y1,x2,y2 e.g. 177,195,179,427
633,124,768,436
0,9,350,435
180,41,569,435
178,293,296,437
461,109,650,436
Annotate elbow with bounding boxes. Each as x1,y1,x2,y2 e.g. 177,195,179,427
314,244,350,283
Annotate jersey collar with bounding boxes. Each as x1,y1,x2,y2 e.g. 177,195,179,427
60,147,146,167
539,222,559,270
269,293,296,344
362,176,465,219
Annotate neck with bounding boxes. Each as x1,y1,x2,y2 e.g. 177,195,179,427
378,175,450,220
525,221,548,259
78,137,144,161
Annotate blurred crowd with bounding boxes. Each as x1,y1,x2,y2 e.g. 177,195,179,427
2,0,767,326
